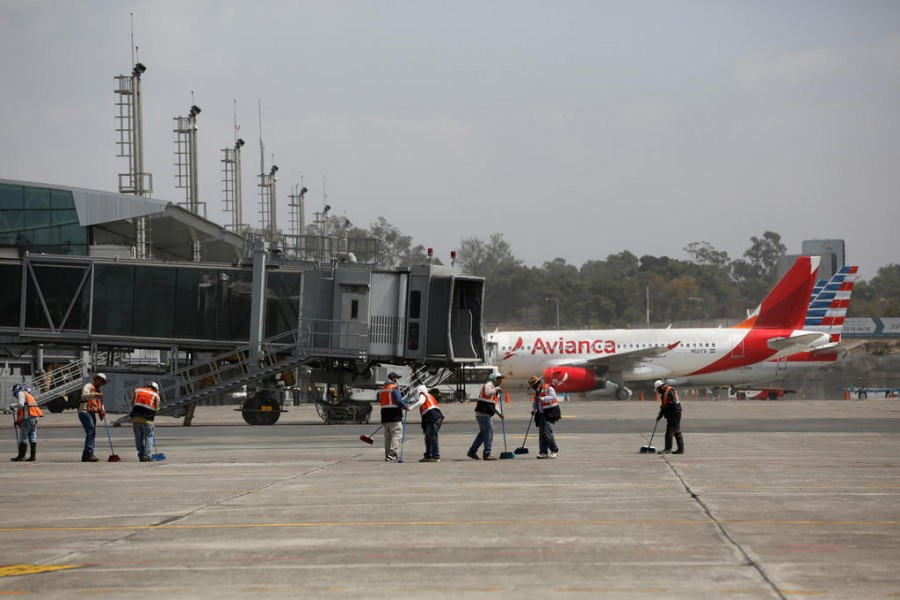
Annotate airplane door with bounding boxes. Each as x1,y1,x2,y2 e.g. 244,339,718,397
340,292,368,351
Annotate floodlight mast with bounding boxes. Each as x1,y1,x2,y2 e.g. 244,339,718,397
114,15,153,259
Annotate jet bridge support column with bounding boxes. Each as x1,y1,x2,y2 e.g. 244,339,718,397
249,240,267,359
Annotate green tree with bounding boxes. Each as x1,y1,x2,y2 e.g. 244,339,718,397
367,217,432,269
684,241,730,270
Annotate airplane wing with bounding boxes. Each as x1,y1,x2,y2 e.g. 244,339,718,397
559,342,680,370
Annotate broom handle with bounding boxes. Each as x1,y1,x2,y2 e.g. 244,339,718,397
647,418,659,447
101,410,116,453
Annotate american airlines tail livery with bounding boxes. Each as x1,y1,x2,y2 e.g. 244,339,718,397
485,256,832,399
667,264,859,389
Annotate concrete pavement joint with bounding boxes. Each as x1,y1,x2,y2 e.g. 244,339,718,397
663,456,788,600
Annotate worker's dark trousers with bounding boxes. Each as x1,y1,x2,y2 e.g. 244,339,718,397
664,413,683,452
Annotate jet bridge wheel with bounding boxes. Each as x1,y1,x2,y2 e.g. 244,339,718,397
241,397,281,425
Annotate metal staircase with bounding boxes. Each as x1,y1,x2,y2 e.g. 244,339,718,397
28,359,92,406
152,327,316,416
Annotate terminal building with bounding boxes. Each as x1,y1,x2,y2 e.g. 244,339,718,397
0,178,486,424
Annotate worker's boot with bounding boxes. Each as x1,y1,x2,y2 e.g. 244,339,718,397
659,434,673,454
673,434,684,454
26,442,36,462
10,443,27,462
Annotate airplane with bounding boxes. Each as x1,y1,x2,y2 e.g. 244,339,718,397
485,256,833,399
666,265,859,390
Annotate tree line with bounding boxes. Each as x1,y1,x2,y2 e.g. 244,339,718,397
323,217,899,329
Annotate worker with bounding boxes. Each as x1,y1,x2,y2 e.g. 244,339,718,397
78,373,107,462
654,379,684,454
9,383,42,462
131,382,160,462
529,375,561,459
378,371,410,462
407,384,444,462
468,371,505,460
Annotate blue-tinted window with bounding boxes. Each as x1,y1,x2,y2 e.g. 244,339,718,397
24,187,50,210
0,184,23,210
0,184,88,256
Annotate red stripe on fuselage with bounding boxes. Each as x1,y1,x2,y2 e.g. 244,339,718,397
686,328,787,376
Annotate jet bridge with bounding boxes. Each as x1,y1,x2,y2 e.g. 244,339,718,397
0,243,485,424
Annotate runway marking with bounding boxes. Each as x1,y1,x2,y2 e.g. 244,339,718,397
0,564,80,578
1,518,898,533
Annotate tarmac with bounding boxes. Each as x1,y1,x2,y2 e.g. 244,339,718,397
1,397,898,599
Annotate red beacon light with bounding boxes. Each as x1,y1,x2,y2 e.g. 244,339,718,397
450,250,457,267
427,247,434,262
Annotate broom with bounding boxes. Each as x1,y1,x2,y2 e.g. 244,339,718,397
498,397,515,459
151,432,166,461
359,424,383,444
640,418,659,454
101,413,121,462
514,414,533,455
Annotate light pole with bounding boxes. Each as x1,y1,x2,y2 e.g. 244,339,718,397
545,296,560,330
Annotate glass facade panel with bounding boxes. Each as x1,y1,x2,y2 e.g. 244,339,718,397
93,264,135,335
24,188,50,210
12,258,302,343
266,272,301,338
133,266,176,338
51,208,78,225
50,189,74,209
0,264,22,328
0,185,87,256
0,184,24,210
23,263,90,331
220,269,252,340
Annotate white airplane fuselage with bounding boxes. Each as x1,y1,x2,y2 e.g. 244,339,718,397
486,327,832,392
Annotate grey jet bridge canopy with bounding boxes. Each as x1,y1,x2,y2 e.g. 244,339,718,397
0,250,486,414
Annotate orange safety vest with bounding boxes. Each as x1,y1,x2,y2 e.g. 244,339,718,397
660,386,679,408
537,383,559,410
16,391,43,422
133,387,159,412
418,392,439,416
82,384,104,413
478,384,499,404
378,382,400,407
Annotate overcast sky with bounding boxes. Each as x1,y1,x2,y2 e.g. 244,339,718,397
2,0,898,278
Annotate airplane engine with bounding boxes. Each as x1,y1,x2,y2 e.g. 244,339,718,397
543,367,606,393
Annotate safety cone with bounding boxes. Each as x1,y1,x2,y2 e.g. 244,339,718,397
504,392,510,404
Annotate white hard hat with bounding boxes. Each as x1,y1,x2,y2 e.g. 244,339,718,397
148,382,159,391
95,373,108,382
415,384,429,396
653,379,665,389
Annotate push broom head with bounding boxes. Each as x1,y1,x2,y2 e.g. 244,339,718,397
499,451,515,459
639,445,656,454
513,447,529,455
359,434,374,445
107,454,121,462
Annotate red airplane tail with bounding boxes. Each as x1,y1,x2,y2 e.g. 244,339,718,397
735,256,820,330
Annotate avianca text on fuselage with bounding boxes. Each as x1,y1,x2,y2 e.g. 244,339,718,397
511,335,619,357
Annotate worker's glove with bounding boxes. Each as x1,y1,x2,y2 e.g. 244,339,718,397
656,411,663,422
8,403,18,412
495,387,503,395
